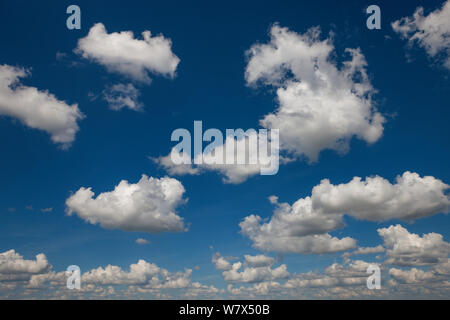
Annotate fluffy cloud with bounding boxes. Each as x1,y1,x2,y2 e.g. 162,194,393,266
378,225,450,266
239,193,355,255
312,171,450,221
103,83,143,111
223,263,289,283
244,254,275,267
154,130,279,184
240,171,449,255
0,65,84,148
76,23,179,82
213,253,288,283
286,260,377,290
227,259,387,299
392,0,450,69
0,250,49,275
1,248,449,299
66,175,187,233
389,267,436,284
82,259,171,286
0,249,223,299
246,25,384,161
240,214,356,255
212,253,232,271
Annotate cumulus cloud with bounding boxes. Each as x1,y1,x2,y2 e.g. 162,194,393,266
313,171,450,221
66,175,187,233
244,254,275,268
245,24,384,161
103,83,143,111
154,130,279,184
227,259,387,299
389,267,436,284
239,193,356,255
392,0,450,69
240,215,356,255
0,64,84,148
223,262,289,283
82,260,167,286
76,23,180,82
5,250,221,299
240,171,449,255
212,253,233,271
213,253,288,283
378,225,450,266
286,260,377,291
1,248,449,299
0,250,49,275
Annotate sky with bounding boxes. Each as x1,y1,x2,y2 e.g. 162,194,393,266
0,0,449,299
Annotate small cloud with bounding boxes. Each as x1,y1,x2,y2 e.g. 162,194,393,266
25,205,33,211
136,238,150,245
103,83,143,111
56,51,68,60
41,208,53,213
7,207,16,213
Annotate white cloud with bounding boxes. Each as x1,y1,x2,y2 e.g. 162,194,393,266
82,260,162,285
212,253,232,271
342,245,385,258
240,171,449,255
0,64,84,148
389,267,436,284
136,238,150,245
213,253,288,283
0,250,49,275
378,225,449,266
1,248,449,299
223,262,289,283
154,130,279,184
244,254,275,267
103,83,143,111
246,24,384,161
66,175,187,233
22,254,218,299
239,193,355,255
76,23,180,82
312,171,450,221
392,0,450,69
240,214,356,254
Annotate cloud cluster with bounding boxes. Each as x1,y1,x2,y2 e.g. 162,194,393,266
213,253,289,283
240,172,449,255
154,130,279,184
0,65,84,148
0,250,49,277
239,195,355,254
378,224,450,266
313,171,450,221
246,25,384,161
66,175,187,233
76,23,180,82
1,242,449,299
392,0,450,69
0,249,221,299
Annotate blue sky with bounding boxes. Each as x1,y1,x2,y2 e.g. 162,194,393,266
0,0,449,299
